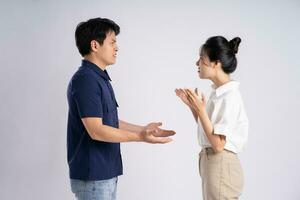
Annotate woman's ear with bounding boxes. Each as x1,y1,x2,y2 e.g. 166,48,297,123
210,60,217,69
213,60,222,70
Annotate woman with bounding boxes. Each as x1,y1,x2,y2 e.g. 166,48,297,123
175,36,249,200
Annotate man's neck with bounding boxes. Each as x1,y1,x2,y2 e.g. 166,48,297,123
84,55,107,71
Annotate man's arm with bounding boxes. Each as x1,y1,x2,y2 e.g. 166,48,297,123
119,120,144,133
120,120,176,137
82,117,173,143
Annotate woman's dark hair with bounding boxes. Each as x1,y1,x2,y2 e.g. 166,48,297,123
75,17,120,56
201,36,241,74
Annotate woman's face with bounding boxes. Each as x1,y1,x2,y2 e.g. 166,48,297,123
196,51,215,79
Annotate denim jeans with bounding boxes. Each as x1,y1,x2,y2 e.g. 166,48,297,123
70,177,118,200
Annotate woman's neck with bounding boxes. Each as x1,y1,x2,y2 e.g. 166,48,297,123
211,73,231,88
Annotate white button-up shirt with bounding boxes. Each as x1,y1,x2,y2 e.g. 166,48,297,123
197,81,249,153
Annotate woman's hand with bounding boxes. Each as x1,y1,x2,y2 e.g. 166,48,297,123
175,88,191,107
185,88,206,114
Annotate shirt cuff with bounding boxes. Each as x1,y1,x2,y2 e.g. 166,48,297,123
213,124,230,137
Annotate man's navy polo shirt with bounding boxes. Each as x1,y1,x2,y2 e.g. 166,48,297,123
67,60,122,180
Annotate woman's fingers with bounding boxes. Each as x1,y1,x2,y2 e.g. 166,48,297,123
201,93,206,102
185,89,196,100
176,88,201,105
175,89,190,106
176,88,205,108
188,89,201,102
185,90,195,104
175,89,184,100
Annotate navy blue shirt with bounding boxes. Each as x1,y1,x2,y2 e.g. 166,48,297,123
67,60,122,180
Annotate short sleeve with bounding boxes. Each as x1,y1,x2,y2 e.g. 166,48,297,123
213,96,239,137
71,75,103,118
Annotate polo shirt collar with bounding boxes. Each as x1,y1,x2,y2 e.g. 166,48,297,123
211,80,240,97
82,60,112,81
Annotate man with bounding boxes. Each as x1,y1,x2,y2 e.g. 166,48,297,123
67,17,175,200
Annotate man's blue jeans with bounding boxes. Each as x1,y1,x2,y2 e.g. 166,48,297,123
70,177,118,200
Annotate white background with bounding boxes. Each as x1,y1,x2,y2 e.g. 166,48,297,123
0,0,299,199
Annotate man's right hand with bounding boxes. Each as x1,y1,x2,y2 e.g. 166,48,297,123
140,126,173,144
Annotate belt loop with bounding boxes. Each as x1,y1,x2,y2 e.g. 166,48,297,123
205,148,209,160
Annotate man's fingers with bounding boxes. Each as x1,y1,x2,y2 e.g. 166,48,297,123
148,122,162,128
154,130,176,137
161,130,176,137
150,122,162,129
151,137,173,144
146,129,174,143
159,137,173,143
156,122,162,127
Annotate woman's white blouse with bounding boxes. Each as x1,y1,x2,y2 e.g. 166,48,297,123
197,81,249,153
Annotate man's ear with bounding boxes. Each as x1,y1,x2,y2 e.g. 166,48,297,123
90,40,99,52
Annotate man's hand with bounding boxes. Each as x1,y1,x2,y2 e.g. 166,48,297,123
145,122,176,137
140,122,176,144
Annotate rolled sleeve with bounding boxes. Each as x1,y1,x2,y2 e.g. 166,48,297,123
212,97,238,137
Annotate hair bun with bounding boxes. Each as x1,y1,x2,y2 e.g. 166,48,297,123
229,37,241,54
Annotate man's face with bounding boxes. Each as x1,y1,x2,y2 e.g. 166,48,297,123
96,31,118,66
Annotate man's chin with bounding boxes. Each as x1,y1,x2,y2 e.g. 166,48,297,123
108,60,116,66
111,59,117,64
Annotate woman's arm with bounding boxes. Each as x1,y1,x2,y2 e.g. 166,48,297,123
185,89,226,153
197,109,226,153
189,107,198,123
